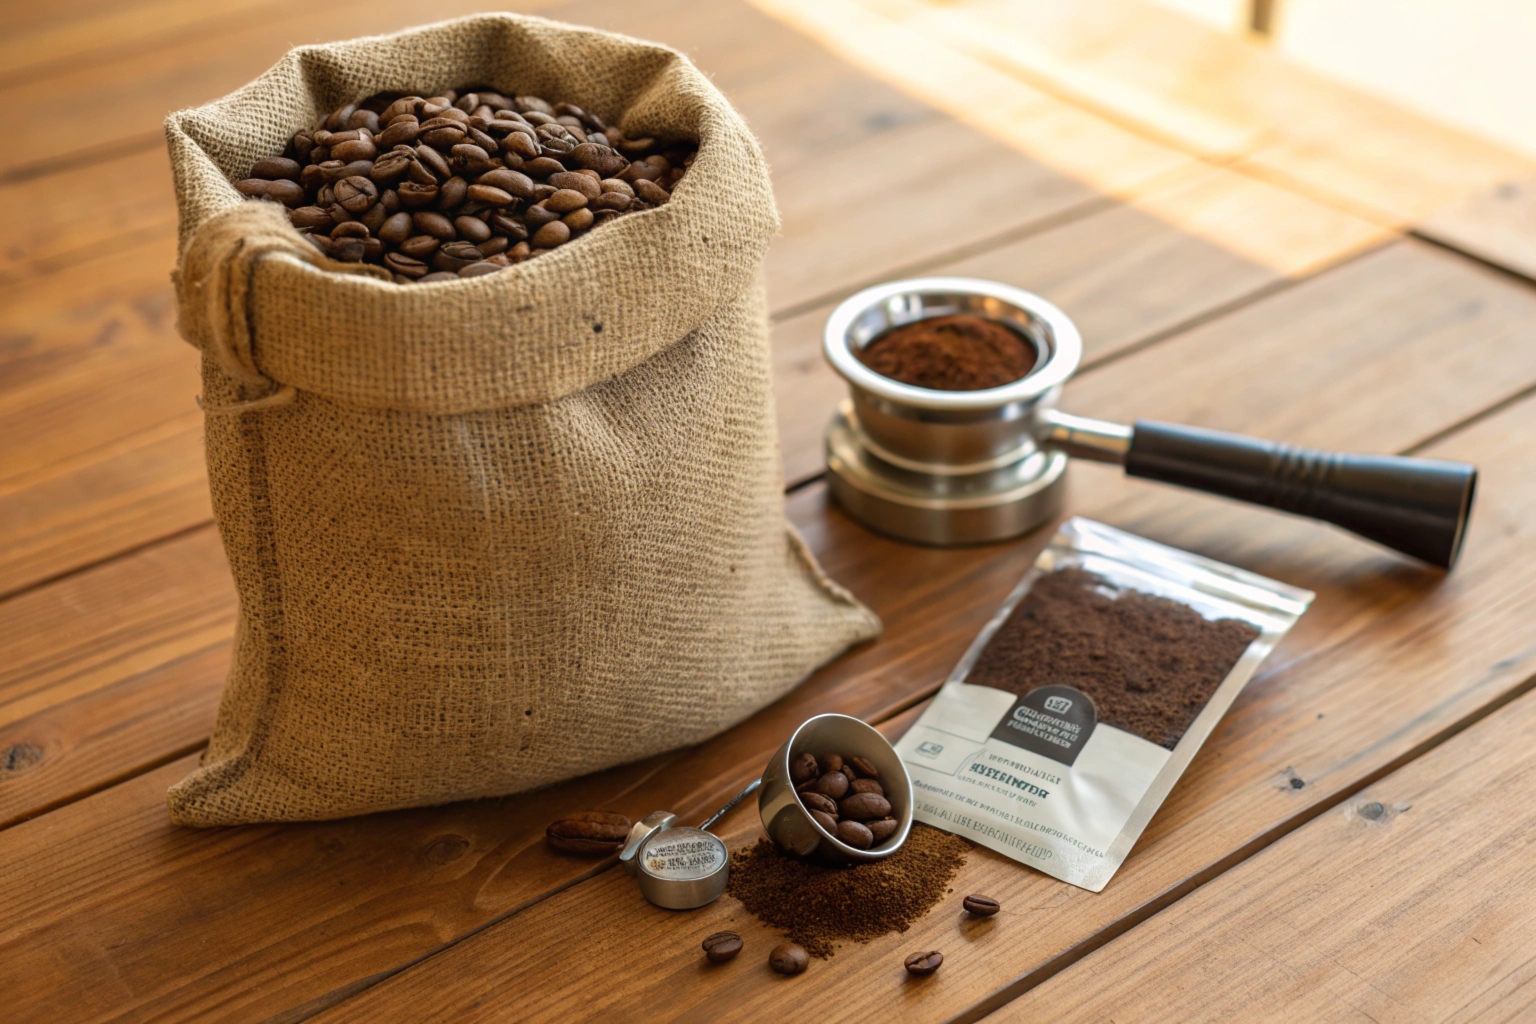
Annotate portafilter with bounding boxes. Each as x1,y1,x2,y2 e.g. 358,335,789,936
823,278,1476,568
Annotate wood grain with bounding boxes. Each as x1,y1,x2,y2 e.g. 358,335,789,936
310,369,1536,1024
4,237,1534,1021
1003,680,1536,1023
1418,173,1536,284
790,0,1536,225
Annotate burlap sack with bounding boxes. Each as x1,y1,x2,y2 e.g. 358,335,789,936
164,14,880,826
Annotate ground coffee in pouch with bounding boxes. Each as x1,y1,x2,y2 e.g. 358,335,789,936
895,518,1312,891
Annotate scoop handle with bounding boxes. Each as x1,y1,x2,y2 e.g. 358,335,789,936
1124,420,1476,569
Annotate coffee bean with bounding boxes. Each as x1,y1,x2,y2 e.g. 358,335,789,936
813,771,849,800
459,261,503,278
769,943,808,975
531,183,559,201
419,119,467,148
599,177,634,198
419,271,458,282
801,791,838,816
820,754,844,774
466,184,514,207
414,143,451,181
810,809,840,834
702,931,743,963
544,188,589,213
490,213,528,241
236,178,271,198
378,211,413,244
438,175,468,210
508,241,532,262
634,178,671,205
450,143,494,175
331,137,377,162
397,182,438,208
563,208,594,231
839,792,891,821
330,236,365,262
378,119,419,147
290,205,332,230
370,150,414,186
962,894,1000,917
252,156,302,182
331,221,370,239
790,752,819,784
850,757,879,779
549,171,601,199
384,252,429,278
850,778,884,797
867,817,899,844
400,234,440,257
531,220,570,248
476,236,510,257
594,191,632,212
502,131,541,160
413,211,456,240
835,819,873,849
904,951,943,976
544,811,631,856
335,176,378,213
451,215,491,243
523,156,566,178
524,203,562,229
794,777,820,793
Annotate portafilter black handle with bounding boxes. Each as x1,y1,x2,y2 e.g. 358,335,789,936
1124,420,1476,569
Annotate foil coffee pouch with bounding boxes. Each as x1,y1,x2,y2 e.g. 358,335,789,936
895,518,1312,891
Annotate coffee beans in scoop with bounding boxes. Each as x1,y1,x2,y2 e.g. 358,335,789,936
789,751,896,850
236,87,696,283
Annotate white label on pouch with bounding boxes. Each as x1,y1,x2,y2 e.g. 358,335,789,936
895,682,1170,884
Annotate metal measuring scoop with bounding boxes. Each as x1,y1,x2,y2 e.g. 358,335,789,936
823,278,1476,569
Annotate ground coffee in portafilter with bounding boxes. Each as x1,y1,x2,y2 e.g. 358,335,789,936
726,824,970,958
236,87,696,282
965,568,1261,749
856,314,1036,391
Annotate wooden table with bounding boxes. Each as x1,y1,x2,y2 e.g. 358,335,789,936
6,0,1536,1020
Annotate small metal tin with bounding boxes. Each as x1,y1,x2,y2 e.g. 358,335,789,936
620,810,677,877
759,713,914,863
633,826,730,910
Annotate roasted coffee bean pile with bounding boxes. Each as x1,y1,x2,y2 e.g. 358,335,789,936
790,751,897,851
236,87,696,283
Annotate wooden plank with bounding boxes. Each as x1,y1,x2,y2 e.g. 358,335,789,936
1418,173,1536,284
775,162,1388,484
1002,684,1536,1023
305,360,1536,1024
750,0,1535,226
4,238,1534,1020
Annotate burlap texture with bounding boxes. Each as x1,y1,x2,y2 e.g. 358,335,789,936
164,13,880,826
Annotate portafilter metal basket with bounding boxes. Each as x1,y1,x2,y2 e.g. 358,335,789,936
823,278,1477,568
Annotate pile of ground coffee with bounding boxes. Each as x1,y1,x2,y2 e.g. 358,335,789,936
856,314,1036,391
966,568,1261,749
726,824,970,958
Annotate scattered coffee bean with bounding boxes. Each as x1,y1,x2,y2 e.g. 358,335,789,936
236,86,698,283
962,894,1001,917
904,950,943,976
544,810,632,856
702,931,743,963
769,942,809,975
